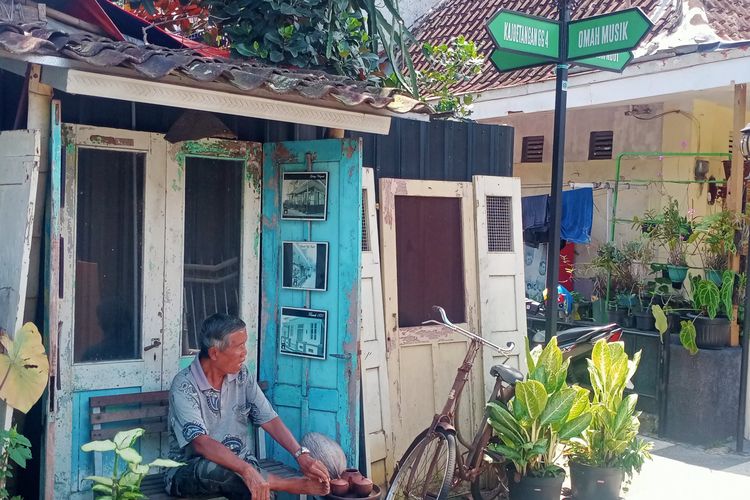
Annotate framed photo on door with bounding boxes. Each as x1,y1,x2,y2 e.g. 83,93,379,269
282,241,328,291
279,307,328,360
281,171,329,221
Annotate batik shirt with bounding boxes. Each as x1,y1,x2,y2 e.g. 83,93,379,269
164,357,278,491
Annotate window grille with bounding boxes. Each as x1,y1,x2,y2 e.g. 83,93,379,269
361,189,370,251
486,196,513,252
521,136,544,163
588,131,614,160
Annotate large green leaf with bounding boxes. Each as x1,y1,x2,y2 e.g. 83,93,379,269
536,337,562,385
558,413,593,440
114,428,145,450
487,402,524,444
695,280,720,318
0,323,49,413
81,440,116,453
539,388,576,427
514,380,548,421
613,394,638,434
488,443,523,463
84,476,114,486
148,458,185,468
721,271,735,320
679,320,698,355
651,305,668,335
591,339,613,384
567,386,591,421
116,447,142,465
525,337,536,373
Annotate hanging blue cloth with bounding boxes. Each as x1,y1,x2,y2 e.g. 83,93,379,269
521,194,549,247
561,188,593,243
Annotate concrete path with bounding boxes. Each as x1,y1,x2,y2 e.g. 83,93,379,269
604,436,750,499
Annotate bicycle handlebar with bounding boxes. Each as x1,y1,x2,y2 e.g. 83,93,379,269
422,306,516,354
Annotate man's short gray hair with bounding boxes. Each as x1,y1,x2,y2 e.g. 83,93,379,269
198,314,246,359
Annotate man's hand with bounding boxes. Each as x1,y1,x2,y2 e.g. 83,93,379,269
297,453,330,484
241,464,271,500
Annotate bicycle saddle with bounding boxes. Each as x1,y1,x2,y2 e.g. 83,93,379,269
490,364,524,385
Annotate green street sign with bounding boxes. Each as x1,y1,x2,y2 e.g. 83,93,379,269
486,9,560,59
489,49,556,72
568,8,653,60
573,51,633,72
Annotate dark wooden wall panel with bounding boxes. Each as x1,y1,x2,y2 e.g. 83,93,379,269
0,81,513,184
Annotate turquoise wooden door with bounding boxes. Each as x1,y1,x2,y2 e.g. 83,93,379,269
261,139,362,468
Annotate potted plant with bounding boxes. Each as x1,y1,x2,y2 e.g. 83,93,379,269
486,338,592,500
634,199,693,286
691,209,742,285
567,340,653,499
652,271,736,353
586,243,637,327
622,238,654,284
632,279,670,331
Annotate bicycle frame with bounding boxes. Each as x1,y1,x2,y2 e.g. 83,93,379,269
422,307,515,483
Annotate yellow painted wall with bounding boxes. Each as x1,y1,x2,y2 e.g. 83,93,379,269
480,97,735,288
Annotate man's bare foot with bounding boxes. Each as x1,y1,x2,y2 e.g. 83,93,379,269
268,474,331,496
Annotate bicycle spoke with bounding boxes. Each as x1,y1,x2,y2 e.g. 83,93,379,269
391,432,452,500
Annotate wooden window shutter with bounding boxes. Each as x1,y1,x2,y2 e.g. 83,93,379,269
588,131,614,160
521,136,544,163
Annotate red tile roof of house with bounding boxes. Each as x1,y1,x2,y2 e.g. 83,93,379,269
411,0,750,94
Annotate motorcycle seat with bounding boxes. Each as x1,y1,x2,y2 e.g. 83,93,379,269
490,364,524,385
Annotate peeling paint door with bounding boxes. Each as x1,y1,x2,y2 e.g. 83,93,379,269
163,139,263,380
359,168,392,486
261,139,362,468
0,130,40,430
57,126,168,499
379,179,483,465
473,176,527,397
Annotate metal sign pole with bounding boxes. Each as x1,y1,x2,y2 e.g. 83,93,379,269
545,0,571,343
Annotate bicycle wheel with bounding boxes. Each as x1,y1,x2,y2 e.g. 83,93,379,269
469,460,508,500
386,428,456,500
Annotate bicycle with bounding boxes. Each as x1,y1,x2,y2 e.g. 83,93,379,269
385,306,522,500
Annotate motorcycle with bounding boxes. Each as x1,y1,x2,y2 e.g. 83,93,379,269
525,296,623,385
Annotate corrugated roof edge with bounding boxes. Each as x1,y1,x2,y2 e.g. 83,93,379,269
0,12,431,116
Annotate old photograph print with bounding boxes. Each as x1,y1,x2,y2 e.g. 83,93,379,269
280,307,328,360
282,241,328,291
281,172,329,221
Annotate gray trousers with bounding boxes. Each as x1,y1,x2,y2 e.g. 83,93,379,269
168,457,268,500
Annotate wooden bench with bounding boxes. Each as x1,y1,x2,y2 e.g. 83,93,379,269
89,391,303,500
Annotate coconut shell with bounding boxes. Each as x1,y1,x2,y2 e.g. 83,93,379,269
301,432,347,478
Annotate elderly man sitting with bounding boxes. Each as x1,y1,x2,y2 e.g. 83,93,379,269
165,314,330,500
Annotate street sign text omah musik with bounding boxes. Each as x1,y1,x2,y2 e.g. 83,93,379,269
504,22,550,48
577,21,629,49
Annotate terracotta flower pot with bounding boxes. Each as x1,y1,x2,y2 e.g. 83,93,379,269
330,478,349,496
341,468,363,485
352,477,374,496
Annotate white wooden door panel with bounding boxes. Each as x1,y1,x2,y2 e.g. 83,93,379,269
0,130,40,430
473,176,528,398
360,168,392,487
379,178,483,465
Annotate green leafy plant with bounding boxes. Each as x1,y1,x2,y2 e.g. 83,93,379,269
567,340,652,484
82,428,184,499
486,338,592,479
0,427,30,500
417,36,484,118
691,209,743,271
0,323,50,499
652,271,736,354
633,198,693,266
195,0,417,90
